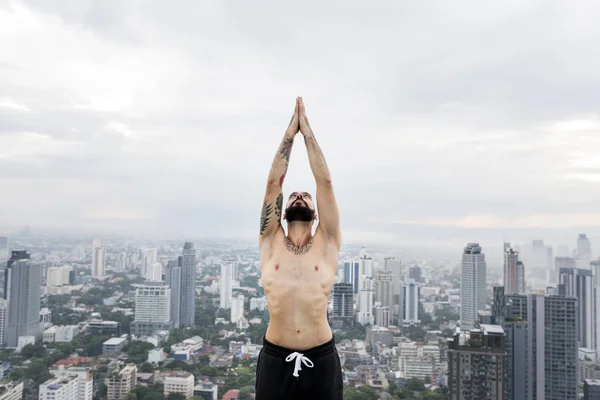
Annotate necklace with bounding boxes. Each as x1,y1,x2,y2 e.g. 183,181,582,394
284,236,313,255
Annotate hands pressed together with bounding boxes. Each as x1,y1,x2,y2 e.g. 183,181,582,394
286,97,313,138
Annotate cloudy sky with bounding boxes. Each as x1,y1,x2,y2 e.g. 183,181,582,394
1,0,600,250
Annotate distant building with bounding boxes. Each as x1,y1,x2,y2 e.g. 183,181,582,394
6,252,42,347
50,363,93,400
356,277,374,325
164,261,181,329
179,242,196,327
106,364,136,400
91,239,105,277
374,270,394,312
131,281,172,336
0,299,7,346
460,243,487,330
163,371,194,398
230,293,244,323
249,296,267,312
384,258,403,324
559,267,594,349
220,261,233,309
503,243,525,294
402,279,420,326
332,283,354,323
39,375,79,400
103,337,128,355
85,320,121,336
578,233,592,261
447,324,506,400
374,305,391,327
194,381,218,400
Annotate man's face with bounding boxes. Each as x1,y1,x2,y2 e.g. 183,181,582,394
284,191,316,223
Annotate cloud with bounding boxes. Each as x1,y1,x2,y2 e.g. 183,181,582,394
1,0,600,248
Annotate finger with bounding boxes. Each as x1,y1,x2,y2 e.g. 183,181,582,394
299,97,305,115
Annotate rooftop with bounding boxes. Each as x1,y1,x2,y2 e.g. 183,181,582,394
104,337,127,345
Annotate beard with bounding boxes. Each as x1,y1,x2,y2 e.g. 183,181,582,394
285,202,315,222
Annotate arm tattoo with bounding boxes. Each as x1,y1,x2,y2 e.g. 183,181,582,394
279,137,293,162
260,193,283,235
259,200,273,235
275,193,283,226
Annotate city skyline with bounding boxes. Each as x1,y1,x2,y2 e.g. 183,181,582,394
1,1,600,246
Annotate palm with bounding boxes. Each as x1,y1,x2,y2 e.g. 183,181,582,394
298,97,312,136
286,99,300,135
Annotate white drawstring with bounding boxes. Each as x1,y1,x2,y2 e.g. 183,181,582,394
285,352,314,377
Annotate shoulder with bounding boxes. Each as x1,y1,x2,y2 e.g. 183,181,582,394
313,228,341,256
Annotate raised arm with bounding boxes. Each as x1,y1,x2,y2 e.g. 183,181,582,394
259,101,299,247
298,97,341,249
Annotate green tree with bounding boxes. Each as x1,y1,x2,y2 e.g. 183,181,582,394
20,343,47,359
126,341,155,364
139,362,156,373
166,393,186,400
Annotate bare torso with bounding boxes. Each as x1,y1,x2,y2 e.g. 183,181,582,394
260,229,338,350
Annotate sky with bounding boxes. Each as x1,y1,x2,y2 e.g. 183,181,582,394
1,0,600,251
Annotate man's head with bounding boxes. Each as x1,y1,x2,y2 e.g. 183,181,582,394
283,191,317,224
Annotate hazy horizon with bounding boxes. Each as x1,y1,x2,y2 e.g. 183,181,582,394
2,1,600,253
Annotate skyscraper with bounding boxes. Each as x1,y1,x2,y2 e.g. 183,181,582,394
559,267,594,349
504,243,525,294
402,279,420,326
332,283,354,323
0,298,7,346
230,293,244,323
343,259,360,294
384,257,402,324
356,277,374,326
179,242,196,327
447,324,507,400
6,255,42,347
374,305,390,327
461,243,487,330
592,259,600,357
374,270,394,312
164,261,181,329
220,260,233,309
91,239,106,277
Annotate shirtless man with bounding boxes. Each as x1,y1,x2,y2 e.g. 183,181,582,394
256,97,343,400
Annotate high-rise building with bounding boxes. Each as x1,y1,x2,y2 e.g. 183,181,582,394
578,233,592,261
39,375,79,400
460,243,487,330
447,324,507,400
504,243,525,294
220,261,233,309
106,364,136,400
559,267,594,349
332,283,353,322
163,371,195,398
3,250,30,300
374,305,390,327
592,260,600,357
504,289,578,400
0,236,8,260
356,277,374,326
374,270,394,312
179,242,196,327
384,258,403,324
230,294,244,323
0,299,7,346
402,279,420,326
91,239,105,277
358,252,373,293
164,261,181,329
0,381,23,400
6,255,42,347
343,259,360,294
131,282,172,336
492,287,527,400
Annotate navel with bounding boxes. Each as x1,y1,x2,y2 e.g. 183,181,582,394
314,265,319,271
297,329,301,334
275,264,280,271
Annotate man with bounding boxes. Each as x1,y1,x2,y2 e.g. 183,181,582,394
256,97,343,399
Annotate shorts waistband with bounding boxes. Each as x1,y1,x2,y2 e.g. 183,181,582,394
262,336,336,359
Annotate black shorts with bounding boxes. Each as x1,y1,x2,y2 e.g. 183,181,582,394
255,336,344,400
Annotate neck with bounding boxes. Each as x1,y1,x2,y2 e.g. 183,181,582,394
286,221,312,246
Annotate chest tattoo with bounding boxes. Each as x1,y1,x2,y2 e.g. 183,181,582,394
284,236,313,255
